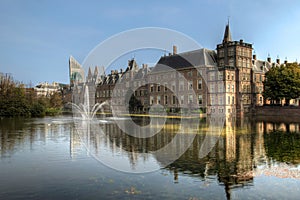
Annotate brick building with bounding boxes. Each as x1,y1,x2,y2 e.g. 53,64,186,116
70,23,299,116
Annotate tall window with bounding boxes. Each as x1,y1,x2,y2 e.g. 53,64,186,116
179,81,184,91
210,84,215,92
172,95,176,104
150,85,154,92
189,94,193,104
198,79,202,90
157,96,161,104
229,58,234,67
180,95,184,105
198,95,203,105
164,83,168,91
188,81,193,90
219,96,223,105
172,82,175,91
150,96,154,105
164,95,168,105
210,73,215,81
211,96,215,105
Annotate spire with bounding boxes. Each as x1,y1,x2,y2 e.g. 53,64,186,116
223,21,232,43
87,67,92,80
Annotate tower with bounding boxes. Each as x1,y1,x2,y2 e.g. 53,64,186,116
217,22,253,116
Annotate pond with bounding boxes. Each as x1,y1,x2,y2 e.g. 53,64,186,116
0,115,300,199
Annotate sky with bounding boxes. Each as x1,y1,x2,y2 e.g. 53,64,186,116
0,0,300,86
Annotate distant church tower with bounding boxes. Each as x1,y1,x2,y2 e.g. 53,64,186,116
216,22,253,115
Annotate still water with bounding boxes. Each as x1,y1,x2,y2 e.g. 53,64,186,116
0,115,300,199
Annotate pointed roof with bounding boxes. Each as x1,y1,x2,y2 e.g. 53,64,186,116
94,66,99,76
87,67,92,79
223,23,232,43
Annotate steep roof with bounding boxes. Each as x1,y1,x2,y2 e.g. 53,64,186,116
223,23,232,43
151,48,217,73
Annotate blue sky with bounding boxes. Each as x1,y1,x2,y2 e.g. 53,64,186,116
0,0,300,85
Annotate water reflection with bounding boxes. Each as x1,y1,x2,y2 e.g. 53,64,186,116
1,116,300,199
70,116,300,196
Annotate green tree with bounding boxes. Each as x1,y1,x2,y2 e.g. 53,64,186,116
263,63,300,105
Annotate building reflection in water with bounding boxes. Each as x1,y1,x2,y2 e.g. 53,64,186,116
69,115,300,198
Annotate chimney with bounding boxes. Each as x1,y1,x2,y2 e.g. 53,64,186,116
111,70,114,75
284,57,288,64
267,57,271,63
173,45,177,55
240,39,244,44
253,54,257,60
120,69,123,73
142,64,148,69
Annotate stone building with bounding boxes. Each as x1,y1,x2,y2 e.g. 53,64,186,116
71,23,299,116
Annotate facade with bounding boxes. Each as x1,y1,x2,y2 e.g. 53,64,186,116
34,82,62,97
69,56,85,87
71,23,299,116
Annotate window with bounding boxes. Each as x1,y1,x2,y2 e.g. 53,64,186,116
211,96,215,105
228,96,230,104
198,79,202,90
219,83,224,93
180,95,184,105
157,85,161,92
219,49,224,57
247,85,250,93
259,96,263,104
231,73,234,80
218,72,223,80
227,73,230,80
164,83,168,91
179,81,184,91
198,95,203,105
165,95,168,105
210,73,215,81
188,71,192,77
150,96,154,105
188,81,193,90
229,58,234,67
157,96,161,104
172,95,176,104
150,85,154,92
172,83,175,91
210,84,215,92
232,85,234,92
232,96,234,104
219,96,223,105
219,60,224,66
227,84,230,92
237,57,242,67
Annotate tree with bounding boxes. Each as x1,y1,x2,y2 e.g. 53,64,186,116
263,63,300,105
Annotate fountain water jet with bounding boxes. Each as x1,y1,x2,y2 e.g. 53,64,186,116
69,85,108,120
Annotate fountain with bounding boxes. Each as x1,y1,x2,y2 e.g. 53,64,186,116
69,84,108,120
